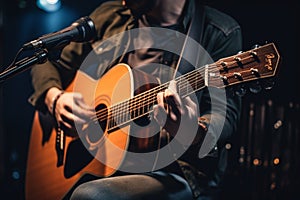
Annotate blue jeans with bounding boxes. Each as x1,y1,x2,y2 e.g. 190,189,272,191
70,171,194,200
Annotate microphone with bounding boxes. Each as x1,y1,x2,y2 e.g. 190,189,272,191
23,16,96,50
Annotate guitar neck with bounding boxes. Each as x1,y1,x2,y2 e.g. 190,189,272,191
106,67,206,131
105,43,280,131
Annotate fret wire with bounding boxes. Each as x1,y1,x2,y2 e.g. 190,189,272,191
111,83,166,121
107,84,166,130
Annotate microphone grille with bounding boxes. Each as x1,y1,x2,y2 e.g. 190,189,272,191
73,16,96,42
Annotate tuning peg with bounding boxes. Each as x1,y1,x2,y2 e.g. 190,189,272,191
249,81,262,94
235,85,247,97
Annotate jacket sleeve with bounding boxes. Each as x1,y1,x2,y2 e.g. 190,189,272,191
28,38,95,113
28,1,126,113
198,26,243,157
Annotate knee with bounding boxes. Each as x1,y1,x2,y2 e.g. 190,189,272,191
70,180,118,200
70,182,98,200
70,181,111,200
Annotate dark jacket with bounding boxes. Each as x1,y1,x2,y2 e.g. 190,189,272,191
29,0,242,198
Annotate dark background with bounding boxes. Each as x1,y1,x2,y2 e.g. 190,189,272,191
0,0,299,199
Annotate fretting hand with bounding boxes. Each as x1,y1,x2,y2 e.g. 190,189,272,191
153,80,198,140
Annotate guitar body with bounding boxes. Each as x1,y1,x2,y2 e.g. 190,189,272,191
25,63,161,200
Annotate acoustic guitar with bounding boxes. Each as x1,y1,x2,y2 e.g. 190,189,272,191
25,43,281,200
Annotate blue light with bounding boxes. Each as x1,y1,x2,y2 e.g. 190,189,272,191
37,0,61,12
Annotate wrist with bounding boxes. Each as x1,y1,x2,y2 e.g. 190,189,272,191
189,117,209,146
198,117,208,132
45,87,64,114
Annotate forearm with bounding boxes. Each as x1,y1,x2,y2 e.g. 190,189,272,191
28,61,63,112
190,87,241,158
44,87,64,114
29,39,91,110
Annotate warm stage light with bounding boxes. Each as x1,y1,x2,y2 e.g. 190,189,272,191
36,0,61,12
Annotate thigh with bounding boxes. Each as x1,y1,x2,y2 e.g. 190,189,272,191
70,171,193,200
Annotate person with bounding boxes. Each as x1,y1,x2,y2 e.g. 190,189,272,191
28,0,242,199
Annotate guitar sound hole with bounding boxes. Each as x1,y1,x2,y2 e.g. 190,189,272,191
95,104,108,130
85,104,107,144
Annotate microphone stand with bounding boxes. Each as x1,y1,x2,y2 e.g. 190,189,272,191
0,48,48,83
0,47,65,167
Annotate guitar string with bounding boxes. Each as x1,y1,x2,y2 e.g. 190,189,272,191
90,54,255,125
89,55,254,126
105,52,258,119
89,69,206,127
95,54,241,119
104,72,206,129
88,54,258,126
90,65,207,123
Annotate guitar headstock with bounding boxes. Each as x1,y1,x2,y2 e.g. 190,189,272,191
208,43,281,93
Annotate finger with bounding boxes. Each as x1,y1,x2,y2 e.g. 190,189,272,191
168,80,178,93
154,92,168,127
55,113,73,129
165,88,184,116
72,100,95,120
73,93,94,111
182,96,197,113
60,108,87,125
153,104,167,127
156,92,166,110
166,80,183,109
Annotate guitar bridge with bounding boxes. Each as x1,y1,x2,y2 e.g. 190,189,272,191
55,126,65,167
